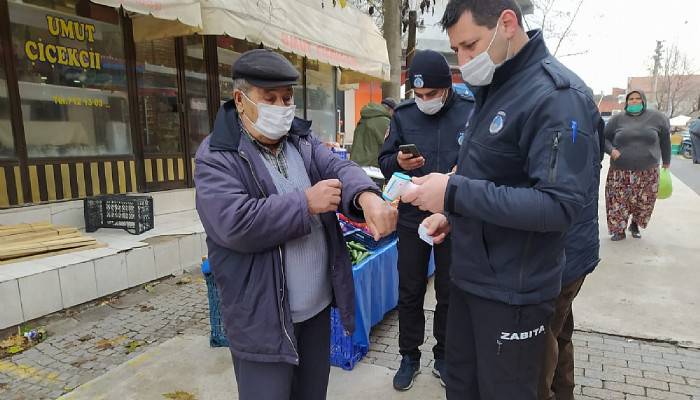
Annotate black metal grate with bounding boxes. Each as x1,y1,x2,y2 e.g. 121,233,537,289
84,195,154,235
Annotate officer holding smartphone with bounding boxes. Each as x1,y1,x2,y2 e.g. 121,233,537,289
378,49,474,391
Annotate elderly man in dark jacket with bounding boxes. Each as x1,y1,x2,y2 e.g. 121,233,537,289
194,49,397,400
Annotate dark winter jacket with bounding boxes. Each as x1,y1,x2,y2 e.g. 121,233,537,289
195,100,378,365
444,30,601,305
350,103,391,168
379,92,474,229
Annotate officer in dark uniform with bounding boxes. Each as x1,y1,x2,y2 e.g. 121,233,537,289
402,1,602,399
378,49,474,391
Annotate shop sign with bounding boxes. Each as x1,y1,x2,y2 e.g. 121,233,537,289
24,15,102,70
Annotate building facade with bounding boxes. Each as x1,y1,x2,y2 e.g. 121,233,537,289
0,0,386,209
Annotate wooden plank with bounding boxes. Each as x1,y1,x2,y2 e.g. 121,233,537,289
4,230,80,244
0,239,97,259
0,243,105,265
0,222,53,229
0,223,54,236
0,236,93,253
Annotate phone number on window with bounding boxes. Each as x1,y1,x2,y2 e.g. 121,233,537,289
52,96,110,108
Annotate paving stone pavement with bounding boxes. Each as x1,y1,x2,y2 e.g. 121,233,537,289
362,310,700,400
1,273,699,400
0,273,210,400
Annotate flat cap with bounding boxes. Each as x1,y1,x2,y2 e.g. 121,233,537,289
232,49,300,88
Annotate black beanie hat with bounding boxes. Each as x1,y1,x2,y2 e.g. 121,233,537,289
408,50,452,89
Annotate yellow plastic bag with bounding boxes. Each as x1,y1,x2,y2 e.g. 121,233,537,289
657,168,673,199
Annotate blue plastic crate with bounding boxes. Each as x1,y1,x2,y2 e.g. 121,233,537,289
203,259,366,366
344,228,397,251
330,308,367,370
202,261,229,348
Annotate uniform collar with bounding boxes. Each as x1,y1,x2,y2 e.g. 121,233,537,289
491,29,550,87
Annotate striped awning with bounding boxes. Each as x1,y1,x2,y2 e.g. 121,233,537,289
200,0,390,81
90,0,202,41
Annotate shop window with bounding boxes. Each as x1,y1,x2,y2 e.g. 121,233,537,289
0,38,13,158
8,0,132,158
306,61,337,143
216,36,257,103
134,37,182,154
282,52,305,119
216,38,304,118
183,36,208,155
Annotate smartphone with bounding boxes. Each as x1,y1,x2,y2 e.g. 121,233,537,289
399,144,421,158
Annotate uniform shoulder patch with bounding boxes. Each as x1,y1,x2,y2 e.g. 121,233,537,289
541,59,570,90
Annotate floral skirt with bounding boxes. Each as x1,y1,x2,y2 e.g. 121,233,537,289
605,166,659,235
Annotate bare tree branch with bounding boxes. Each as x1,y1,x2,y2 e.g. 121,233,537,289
557,49,590,58
526,0,586,57
553,0,583,56
652,43,698,117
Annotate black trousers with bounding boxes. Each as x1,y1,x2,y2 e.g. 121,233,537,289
445,284,555,400
231,306,331,400
397,224,451,361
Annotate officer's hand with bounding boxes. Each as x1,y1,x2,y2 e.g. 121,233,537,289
421,213,450,245
305,179,342,214
401,173,449,214
397,151,425,171
611,149,622,160
358,192,398,241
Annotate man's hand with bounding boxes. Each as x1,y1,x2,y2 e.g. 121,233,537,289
401,173,450,214
397,151,425,171
305,179,342,214
421,214,451,245
662,164,670,169
611,149,622,160
358,192,398,241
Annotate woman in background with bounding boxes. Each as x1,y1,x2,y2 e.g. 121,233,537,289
604,90,671,241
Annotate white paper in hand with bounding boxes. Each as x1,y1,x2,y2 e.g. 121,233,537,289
418,224,434,246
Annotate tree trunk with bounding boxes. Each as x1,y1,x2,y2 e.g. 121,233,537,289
381,0,401,100
404,10,417,100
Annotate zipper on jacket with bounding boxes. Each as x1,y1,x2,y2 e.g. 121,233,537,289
240,149,299,361
278,247,299,361
548,131,561,183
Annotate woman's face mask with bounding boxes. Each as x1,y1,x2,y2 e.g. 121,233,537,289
626,93,644,114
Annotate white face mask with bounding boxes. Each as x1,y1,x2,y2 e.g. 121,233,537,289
415,90,447,115
458,20,510,87
241,92,296,140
